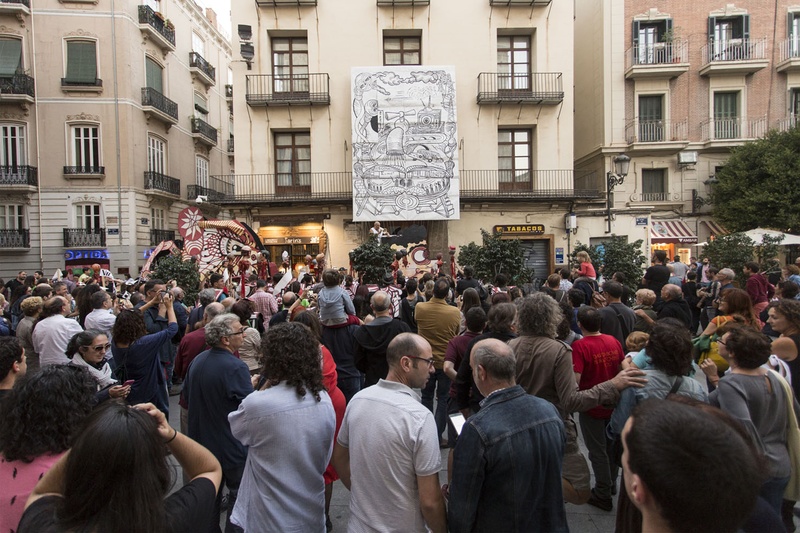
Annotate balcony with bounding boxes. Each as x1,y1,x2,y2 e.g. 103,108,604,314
628,192,683,204
461,170,601,200
63,228,105,248
227,138,234,154
489,0,551,4
150,228,175,245
189,52,215,87
255,0,317,5
0,228,28,249
141,87,178,127
191,117,217,146
377,0,429,5
777,38,800,73
625,41,690,79
144,171,180,197
700,38,768,76
225,84,233,99
777,116,800,132
701,116,767,145
61,77,103,93
0,0,30,15
138,5,175,53
477,73,563,105
63,166,105,179
625,119,689,152
187,176,234,203
0,73,34,103
209,172,350,204
0,165,36,187
246,74,330,106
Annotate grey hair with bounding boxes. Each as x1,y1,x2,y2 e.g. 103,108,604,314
197,288,217,306
203,302,225,322
204,313,240,346
472,339,516,382
718,268,736,281
371,291,391,313
515,293,562,339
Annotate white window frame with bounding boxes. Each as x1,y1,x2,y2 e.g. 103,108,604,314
142,0,160,11
147,134,166,174
192,32,205,57
0,204,24,230
75,203,101,230
194,91,209,120
68,123,101,169
0,123,27,168
151,207,165,230
195,156,208,188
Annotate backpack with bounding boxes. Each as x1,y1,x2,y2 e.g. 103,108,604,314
575,278,605,308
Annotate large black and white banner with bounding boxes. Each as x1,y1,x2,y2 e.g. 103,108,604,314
351,66,459,221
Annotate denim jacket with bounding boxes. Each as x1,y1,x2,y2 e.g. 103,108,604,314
448,385,568,533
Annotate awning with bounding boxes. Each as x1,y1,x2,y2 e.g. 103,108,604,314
650,219,698,244
701,220,728,236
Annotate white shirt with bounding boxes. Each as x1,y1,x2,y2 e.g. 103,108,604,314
84,308,117,358
32,314,83,366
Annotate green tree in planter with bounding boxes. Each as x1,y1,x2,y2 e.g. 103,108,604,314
701,233,756,288
151,253,201,305
568,243,602,270
599,237,647,297
457,229,534,285
350,238,394,284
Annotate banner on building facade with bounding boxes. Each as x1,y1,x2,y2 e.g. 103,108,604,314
351,66,460,222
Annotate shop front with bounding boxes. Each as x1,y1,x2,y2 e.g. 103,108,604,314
257,221,326,274
493,224,553,281
650,220,697,263
64,249,110,276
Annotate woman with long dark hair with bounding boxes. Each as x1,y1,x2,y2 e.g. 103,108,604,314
18,401,222,533
67,330,130,404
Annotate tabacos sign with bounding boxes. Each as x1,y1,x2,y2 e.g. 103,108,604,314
493,224,545,236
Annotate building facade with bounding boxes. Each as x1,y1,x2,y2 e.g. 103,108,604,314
0,0,232,279
575,0,796,262
226,0,594,278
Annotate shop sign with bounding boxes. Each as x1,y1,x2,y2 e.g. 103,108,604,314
493,224,545,236
260,236,318,245
108,228,119,235
65,249,109,261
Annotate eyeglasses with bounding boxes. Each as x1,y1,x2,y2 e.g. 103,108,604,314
717,339,727,346
227,327,248,337
87,343,111,352
407,355,435,368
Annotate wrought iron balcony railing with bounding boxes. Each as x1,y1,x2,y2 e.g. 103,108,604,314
191,117,218,145
490,0,551,4
625,119,689,144
255,0,317,5
477,72,563,104
227,138,234,153
0,228,28,248
137,5,175,48
0,73,34,98
187,176,234,202
702,37,767,65
63,228,105,248
627,40,689,68
150,228,175,245
0,0,30,7
377,0,429,5
63,165,105,175
0,165,37,186
189,52,215,84
141,87,178,122
246,73,330,106
144,171,180,196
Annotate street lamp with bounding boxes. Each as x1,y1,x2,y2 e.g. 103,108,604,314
606,153,630,233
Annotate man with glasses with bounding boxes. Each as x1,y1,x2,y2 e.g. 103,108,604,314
333,333,447,533
184,313,254,533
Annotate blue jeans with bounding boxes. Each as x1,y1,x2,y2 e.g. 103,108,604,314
760,475,790,515
421,368,450,441
337,374,364,404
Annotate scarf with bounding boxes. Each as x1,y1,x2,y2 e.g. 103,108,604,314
72,353,116,390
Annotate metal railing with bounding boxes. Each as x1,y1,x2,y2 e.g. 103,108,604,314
377,0,430,5
63,165,104,175
490,0,551,4
191,117,217,144
189,52,215,83
137,5,175,48
0,73,34,97
625,119,688,144
702,37,767,65
0,0,30,6
701,116,767,141
187,176,235,202
626,40,689,68
141,87,178,121
225,84,233,98
61,78,102,87
777,115,800,132
150,229,175,245
227,138,234,153
0,229,28,248
144,171,180,196
779,38,800,62
0,165,37,186
211,172,350,203
477,72,563,104
246,73,330,106
63,228,105,248
461,170,600,199
255,0,318,5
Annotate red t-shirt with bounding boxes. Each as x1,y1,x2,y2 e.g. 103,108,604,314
572,334,624,419
577,262,597,279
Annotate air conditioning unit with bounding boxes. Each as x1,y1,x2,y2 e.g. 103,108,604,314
677,151,698,166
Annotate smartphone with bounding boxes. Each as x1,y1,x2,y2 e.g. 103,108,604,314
122,380,135,387
448,413,466,436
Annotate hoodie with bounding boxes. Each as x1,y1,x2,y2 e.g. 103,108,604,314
353,316,411,386
746,273,774,305
318,284,356,323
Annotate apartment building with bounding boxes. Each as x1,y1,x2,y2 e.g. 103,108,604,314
226,0,591,276
575,1,795,262
0,0,232,279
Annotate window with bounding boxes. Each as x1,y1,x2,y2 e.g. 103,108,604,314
790,13,800,56
227,67,233,86
192,32,205,57
194,92,208,120
64,41,97,85
272,37,308,93
709,15,750,60
0,124,26,169
274,131,310,193
142,0,159,10
76,204,101,230
714,91,740,139
145,56,163,94
638,95,664,142
383,36,421,66
151,207,165,230
147,135,166,174
0,38,21,78
70,125,101,170
0,204,23,229
642,169,667,201
497,129,531,191
497,35,530,91
632,19,673,64
791,88,800,119
195,156,208,188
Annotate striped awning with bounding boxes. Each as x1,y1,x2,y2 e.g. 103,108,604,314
650,219,698,244
701,220,728,236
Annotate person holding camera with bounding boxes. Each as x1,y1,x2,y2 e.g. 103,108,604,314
134,280,180,395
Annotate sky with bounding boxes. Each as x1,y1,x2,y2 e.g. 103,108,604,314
195,0,232,34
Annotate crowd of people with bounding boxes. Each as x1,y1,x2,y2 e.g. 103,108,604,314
0,243,799,532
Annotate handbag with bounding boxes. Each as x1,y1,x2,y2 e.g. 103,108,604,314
771,370,800,500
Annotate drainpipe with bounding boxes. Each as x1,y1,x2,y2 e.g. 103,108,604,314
29,5,43,270
111,0,123,250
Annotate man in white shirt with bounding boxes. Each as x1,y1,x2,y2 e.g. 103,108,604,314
84,290,119,360
32,296,83,366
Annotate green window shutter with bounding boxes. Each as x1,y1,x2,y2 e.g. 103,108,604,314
66,41,97,83
145,57,163,93
0,39,21,77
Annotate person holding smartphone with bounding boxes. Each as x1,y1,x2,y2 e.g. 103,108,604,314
66,330,130,404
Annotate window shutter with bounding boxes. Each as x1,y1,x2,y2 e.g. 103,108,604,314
145,57,163,93
0,39,21,77
708,17,716,41
632,20,640,45
789,12,794,40
742,14,750,40
664,19,673,42
66,42,97,83
194,92,208,115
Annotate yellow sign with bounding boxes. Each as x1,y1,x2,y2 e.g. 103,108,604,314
493,224,545,236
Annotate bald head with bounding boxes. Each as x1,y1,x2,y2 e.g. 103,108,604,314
203,302,225,324
471,338,516,384
662,284,682,301
282,291,297,306
386,332,427,368
371,291,391,315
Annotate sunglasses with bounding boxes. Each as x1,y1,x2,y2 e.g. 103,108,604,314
86,343,111,352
